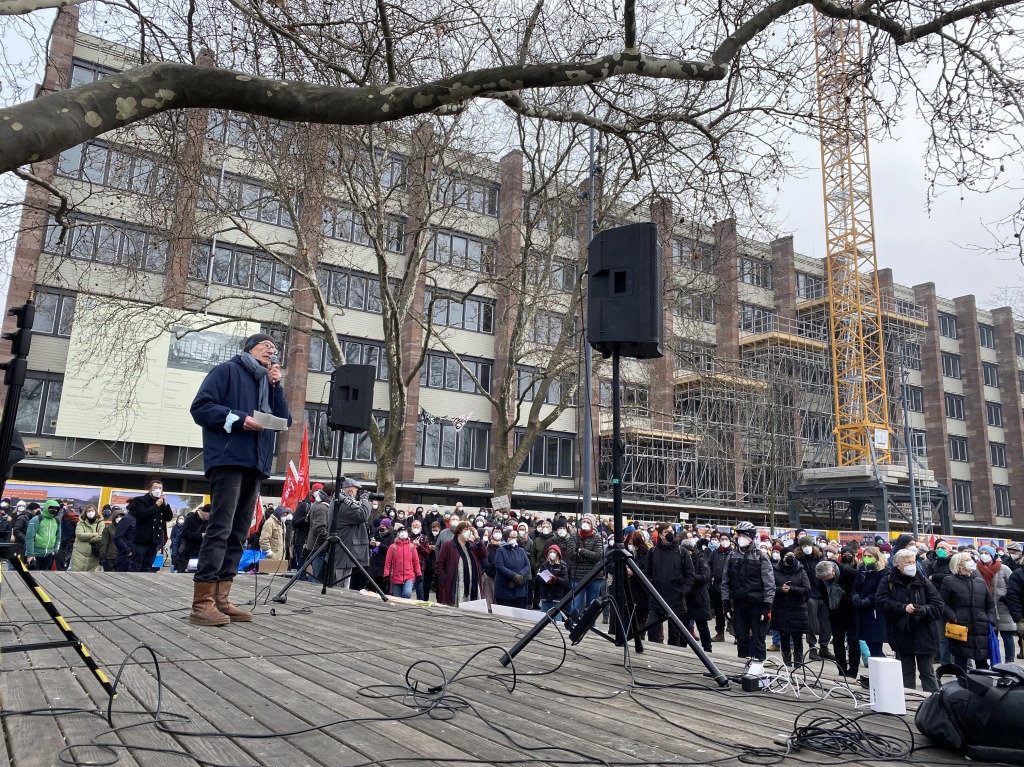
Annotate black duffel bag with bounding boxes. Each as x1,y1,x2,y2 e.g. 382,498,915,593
915,662,1024,764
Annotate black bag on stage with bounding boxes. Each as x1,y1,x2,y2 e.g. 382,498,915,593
915,663,1024,764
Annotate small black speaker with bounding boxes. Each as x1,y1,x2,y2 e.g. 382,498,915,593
327,365,375,433
587,222,663,359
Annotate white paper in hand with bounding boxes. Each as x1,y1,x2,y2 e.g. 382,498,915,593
252,411,289,431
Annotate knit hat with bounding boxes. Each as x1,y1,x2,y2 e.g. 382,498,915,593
980,545,997,558
311,482,324,491
797,535,814,547
242,332,275,352
25,501,40,511
877,542,892,553
1007,541,1023,553
378,518,392,528
553,518,568,531
623,525,636,536
582,513,597,526
825,543,840,556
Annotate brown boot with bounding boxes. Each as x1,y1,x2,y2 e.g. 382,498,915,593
189,582,230,626
214,580,253,622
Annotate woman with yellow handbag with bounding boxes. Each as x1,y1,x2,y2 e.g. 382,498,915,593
939,551,998,670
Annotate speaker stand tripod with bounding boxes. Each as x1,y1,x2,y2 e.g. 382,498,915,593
271,447,387,604
500,350,729,688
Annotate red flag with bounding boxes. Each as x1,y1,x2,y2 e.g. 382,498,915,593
249,494,263,536
280,424,310,511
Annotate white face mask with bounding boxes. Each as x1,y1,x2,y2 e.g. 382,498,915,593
801,545,813,555
492,532,503,542
720,540,730,548
177,519,184,525
548,551,558,562
461,530,472,541
737,536,751,548
980,553,993,564
398,531,409,541
539,527,551,535
151,488,162,498
476,520,484,527
771,552,781,562
87,512,97,521
826,551,836,559
627,544,637,553
372,502,379,509
964,559,978,572
411,526,421,535
581,522,592,532
508,538,519,547
557,529,568,538
901,564,917,577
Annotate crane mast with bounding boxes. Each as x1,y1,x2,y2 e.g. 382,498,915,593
813,11,891,466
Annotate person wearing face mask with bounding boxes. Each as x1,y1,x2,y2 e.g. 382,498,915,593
681,537,713,653
435,515,461,552
536,543,570,619
814,555,860,679
494,529,532,608
876,548,943,692
409,520,427,600
98,509,123,571
169,514,187,572
720,522,776,666
976,545,1017,665
708,535,733,642
125,480,173,573
888,533,917,569
481,526,505,612
562,513,605,620
69,504,104,572
383,523,422,599
290,484,321,573
927,539,956,664
640,523,696,647
10,501,33,562
258,506,287,561
939,551,997,670
1005,560,1024,659
794,535,832,662
367,517,395,593
434,521,485,606
851,546,889,663
528,520,555,609
421,521,443,601
176,504,211,574
0,499,13,544
1003,541,1023,572
770,550,811,666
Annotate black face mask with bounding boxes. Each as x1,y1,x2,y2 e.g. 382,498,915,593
663,532,675,544
841,554,854,564
379,528,388,535
784,556,795,567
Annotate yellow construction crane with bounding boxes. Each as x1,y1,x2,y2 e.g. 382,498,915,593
813,11,891,467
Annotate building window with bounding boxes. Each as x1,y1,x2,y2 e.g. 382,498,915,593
433,173,499,216
986,401,1003,427
911,429,928,457
424,290,495,334
16,373,63,436
57,141,174,196
1016,334,1024,357
189,241,292,295
738,256,772,289
801,412,833,442
527,256,578,292
526,311,570,346
338,337,389,381
673,293,715,324
983,362,1000,388
416,421,490,471
516,366,576,405
70,58,120,85
979,324,996,349
901,342,922,371
949,436,969,462
305,406,386,462
515,430,574,478
672,238,715,272
44,215,169,274
941,352,962,379
320,201,405,253
259,323,288,368
675,343,717,374
796,272,826,300
991,442,1007,468
429,230,494,274
421,353,493,394
945,393,965,420
995,485,1012,518
317,266,393,314
599,381,650,409
739,304,777,334
1019,371,1024,393
308,336,336,373
952,480,973,514
33,289,76,338
903,385,924,413
938,312,959,339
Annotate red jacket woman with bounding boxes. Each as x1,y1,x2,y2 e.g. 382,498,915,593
384,535,422,584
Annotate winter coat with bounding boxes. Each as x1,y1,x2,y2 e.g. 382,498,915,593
770,559,811,635
482,542,501,578
11,510,32,557
817,561,858,616
536,547,570,602
928,554,953,591
190,354,292,477
25,503,61,557
721,548,776,607
259,514,285,560
876,568,945,655
0,512,13,542
1005,567,1024,623
177,511,208,561
113,512,137,556
528,531,554,575
170,522,184,558
434,538,485,606
126,493,173,547
99,521,118,562
332,494,373,569
939,572,998,662
384,538,422,583
304,500,330,553
70,516,104,572
686,549,712,621
494,542,532,601
642,540,695,612
794,546,823,595
984,562,1017,632
368,530,395,578
851,566,889,644
707,546,731,592
561,530,604,581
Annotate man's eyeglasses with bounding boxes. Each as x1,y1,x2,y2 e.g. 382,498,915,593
256,341,277,354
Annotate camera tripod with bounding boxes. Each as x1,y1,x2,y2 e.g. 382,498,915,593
271,447,387,604
499,350,729,688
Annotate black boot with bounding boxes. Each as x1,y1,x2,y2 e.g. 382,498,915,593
782,651,792,667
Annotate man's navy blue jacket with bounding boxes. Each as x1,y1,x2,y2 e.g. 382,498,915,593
190,355,292,478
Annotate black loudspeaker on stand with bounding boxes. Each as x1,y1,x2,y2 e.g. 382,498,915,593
501,223,728,688
272,364,387,604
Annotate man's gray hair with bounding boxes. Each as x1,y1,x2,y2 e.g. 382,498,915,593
893,548,916,565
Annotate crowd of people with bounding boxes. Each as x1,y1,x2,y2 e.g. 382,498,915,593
5,479,1024,693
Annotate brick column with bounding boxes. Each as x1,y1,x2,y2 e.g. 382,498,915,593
992,307,1024,526
713,219,743,499
876,268,895,305
770,236,796,324
650,198,674,420
954,295,994,522
913,283,951,493
394,124,436,483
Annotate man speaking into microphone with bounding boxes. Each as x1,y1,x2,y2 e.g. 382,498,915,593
188,333,291,626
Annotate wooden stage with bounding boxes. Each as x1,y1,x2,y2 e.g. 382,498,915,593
0,572,968,767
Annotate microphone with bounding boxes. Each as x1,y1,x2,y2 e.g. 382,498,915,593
270,353,280,367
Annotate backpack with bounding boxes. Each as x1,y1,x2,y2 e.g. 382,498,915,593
915,663,1024,764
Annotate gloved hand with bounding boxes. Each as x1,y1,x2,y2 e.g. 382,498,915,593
761,604,772,622
511,574,525,587
851,595,862,608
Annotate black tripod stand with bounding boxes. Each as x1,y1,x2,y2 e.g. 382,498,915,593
500,350,729,687
271,446,387,604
